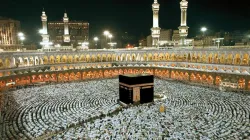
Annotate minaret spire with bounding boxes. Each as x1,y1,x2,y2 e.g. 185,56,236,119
178,0,189,46
41,10,48,34
63,11,70,42
40,10,51,50
151,0,161,47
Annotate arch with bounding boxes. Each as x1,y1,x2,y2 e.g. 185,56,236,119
119,69,124,75
159,53,164,61
4,58,11,68
184,72,189,81
196,53,201,63
44,74,50,82
207,75,214,85
248,81,250,90
238,78,245,89
201,74,207,83
74,55,79,62
107,54,112,62
63,66,68,70
143,54,147,61
55,55,61,63
50,66,56,71
50,74,57,82
34,56,39,65
43,56,48,64
213,53,219,64
98,70,104,78
102,54,107,62
148,53,153,61
69,65,74,70
61,55,67,63
15,57,22,67
215,76,221,86
182,54,187,61
174,71,179,80
69,72,76,81
165,53,170,61
196,73,201,82
171,53,176,61
226,54,233,64
179,72,185,80
22,57,29,66
234,54,241,65
208,53,213,63
153,53,158,61
64,73,70,81
242,53,249,65
49,55,55,64
91,55,96,62
75,72,81,80
132,53,136,61
58,73,64,82
202,53,207,63
80,55,86,62
68,55,73,63
191,53,196,62
38,74,44,82
97,54,101,62
29,57,34,66
117,55,121,62
112,54,116,62
86,54,91,62
190,73,196,82
171,71,176,79
220,53,225,64
0,59,4,69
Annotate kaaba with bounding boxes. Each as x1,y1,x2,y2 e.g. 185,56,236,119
119,74,154,104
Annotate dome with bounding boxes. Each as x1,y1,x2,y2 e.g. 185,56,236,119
233,70,240,74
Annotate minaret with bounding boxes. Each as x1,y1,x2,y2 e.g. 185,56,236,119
151,0,161,47
41,11,49,42
178,0,189,46
40,10,50,46
63,12,70,43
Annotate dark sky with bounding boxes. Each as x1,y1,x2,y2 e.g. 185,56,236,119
1,0,250,43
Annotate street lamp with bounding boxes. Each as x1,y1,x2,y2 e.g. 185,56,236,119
108,34,113,43
94,37,99,42
20,36,25,41
201,27,207,48
201,27,207,32
104,31,110,41
108,34,113,49
18,32,24,37
93,37,99,49
18,32,25,46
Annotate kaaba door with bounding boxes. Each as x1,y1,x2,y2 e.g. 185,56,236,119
133,87,140,102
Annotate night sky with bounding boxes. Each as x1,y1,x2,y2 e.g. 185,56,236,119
1,0,250,44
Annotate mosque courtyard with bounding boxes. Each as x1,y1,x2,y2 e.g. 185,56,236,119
2,79,250,139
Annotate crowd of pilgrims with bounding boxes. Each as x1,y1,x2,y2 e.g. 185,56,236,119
2,78,250,139
2,80,119,139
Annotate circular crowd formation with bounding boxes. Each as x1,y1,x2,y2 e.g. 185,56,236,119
2,80,119,139
2,79,250,139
